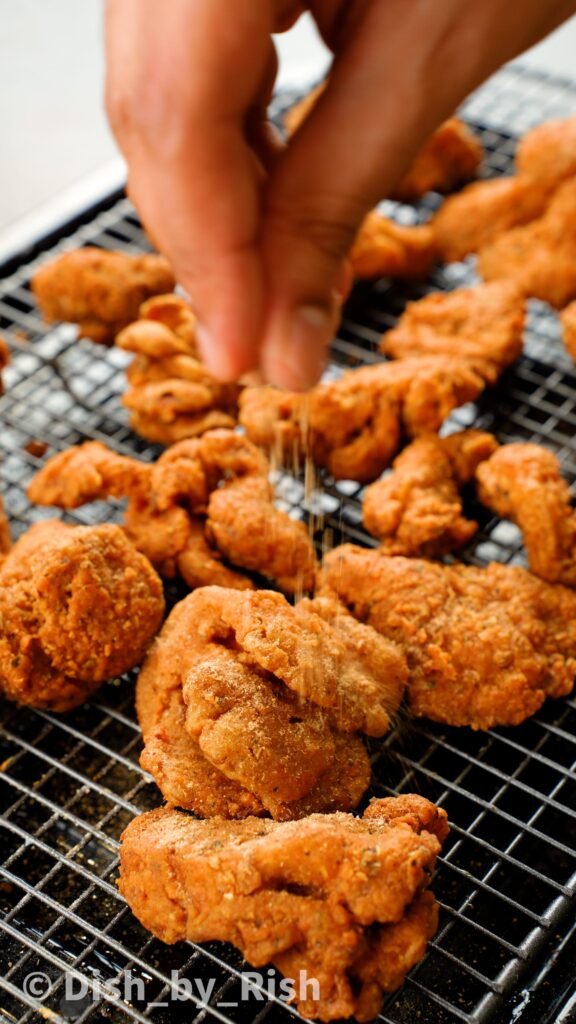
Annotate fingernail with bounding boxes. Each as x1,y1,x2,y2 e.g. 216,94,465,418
266,304,333,390
196,323,239,382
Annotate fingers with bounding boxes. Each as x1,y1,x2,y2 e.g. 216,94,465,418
261,2,441,388
105,0,275,380
260,0,576,389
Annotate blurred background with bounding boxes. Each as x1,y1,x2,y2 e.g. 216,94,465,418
1,1,576,253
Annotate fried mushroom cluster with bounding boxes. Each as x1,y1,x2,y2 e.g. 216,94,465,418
239,357,485,483
116,294,240,443
0,520,164,711
32,247,175,344
320,545,576,729
119,797,448,1022
380,282,525,384
136,586,407,820
27,429,317,595
363,429,498,555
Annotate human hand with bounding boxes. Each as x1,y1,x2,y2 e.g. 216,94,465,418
105,0,576,389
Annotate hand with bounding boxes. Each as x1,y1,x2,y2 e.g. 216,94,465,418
105,0,576,389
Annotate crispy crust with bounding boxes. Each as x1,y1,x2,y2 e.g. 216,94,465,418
390,117,482,200
363,430,498,554
239,358,485,483
136,586,406,818
516,115,576,188
0,521,164,710
380,282,525,384
320,545,576,729
119,797,448,1021
118,296,240,442
27,431,317,595
433,176,549,263
477,179,576,307
350,213,438,280
32,248,175,344
476,442,576,586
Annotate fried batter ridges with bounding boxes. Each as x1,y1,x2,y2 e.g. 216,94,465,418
432,176,549,263
136,586,407,820
27,430,316,594
32,248,175,344
363,430,498,555
119,797,448,1022
380,282,525,384
0,521,164,711
478,179,576,308
516,114,576,188
350,212,438,281
117,295,240,443
476,442,576,587
320,545,576,729
239,358,484,483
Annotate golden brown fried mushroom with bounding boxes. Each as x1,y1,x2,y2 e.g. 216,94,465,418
363,430,498,555
320,544,576,729
240,357,485,483
433,176,549,263
476,442,576,587
0,521,164,711
390,117,483,200
516,114,576,188
28,430,317,594
350,213,438,281
381,282,525,384
117,295,240,442
119,797,448,1022
32,248,175,344
478,179,576,308
136,586,406,819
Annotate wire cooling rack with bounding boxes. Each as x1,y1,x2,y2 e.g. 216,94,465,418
1,64,576,1024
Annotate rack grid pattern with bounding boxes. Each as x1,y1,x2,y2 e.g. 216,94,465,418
1,64,576,1024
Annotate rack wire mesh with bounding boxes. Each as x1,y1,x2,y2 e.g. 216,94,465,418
1,63,576,1024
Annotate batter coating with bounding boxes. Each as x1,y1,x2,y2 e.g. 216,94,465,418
32,248,175,344
117,295,240,443
363,430,498,555
350,212,438,280
380,282,525,384
239,357,485,483
27,430,316,594
0,520,164,711
320,545,576,729
136,586,406,819
433,176,549,263
119,797,448,1022
478,179,576,308
476,442,576,586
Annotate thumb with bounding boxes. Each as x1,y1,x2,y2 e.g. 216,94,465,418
260,0,569,390
260,6,441,389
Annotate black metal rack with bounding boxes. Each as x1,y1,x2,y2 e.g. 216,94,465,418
0,64,575,1024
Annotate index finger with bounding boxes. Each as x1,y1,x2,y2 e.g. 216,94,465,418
105,0,275,380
